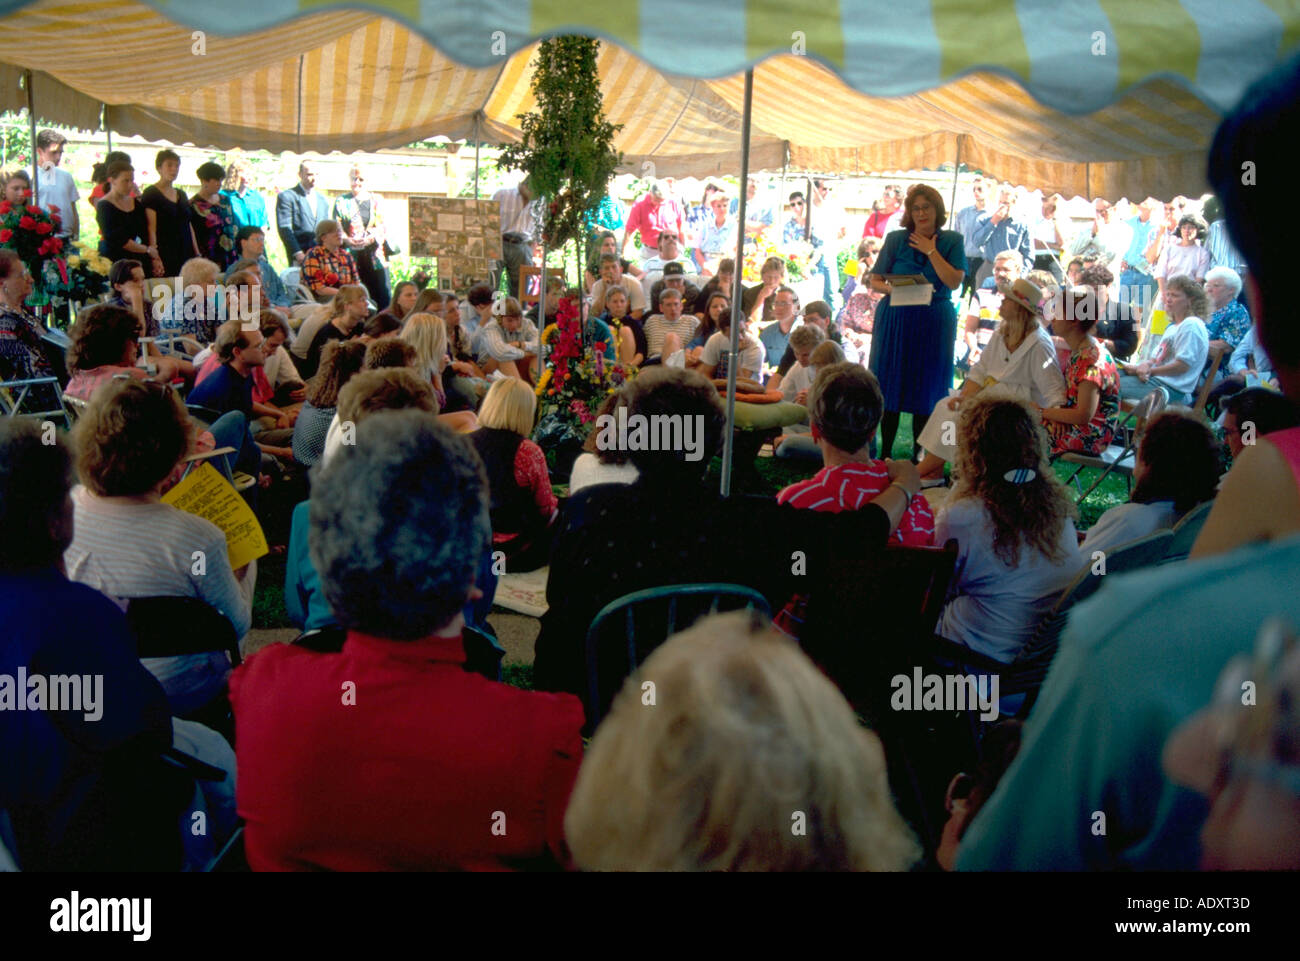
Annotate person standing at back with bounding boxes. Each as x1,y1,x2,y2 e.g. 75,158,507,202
276,161,330,267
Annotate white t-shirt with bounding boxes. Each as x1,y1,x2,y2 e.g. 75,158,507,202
1155,316,1209,397
590,276,646,313
35,165,79,236
569,452,640,494
780,360,817,402
1080,501,1179,556
935,497,1082,663
701,329,764,380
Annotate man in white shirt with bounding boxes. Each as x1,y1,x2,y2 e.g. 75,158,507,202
493,177,540,300
34,130,79,240
589,254,646,320
639,230,696,302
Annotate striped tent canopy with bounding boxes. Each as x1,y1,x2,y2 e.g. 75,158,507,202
0,0,1295,197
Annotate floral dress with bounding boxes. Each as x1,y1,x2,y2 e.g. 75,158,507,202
0,304,58,411
1048,338,1120,455
189,194,238,269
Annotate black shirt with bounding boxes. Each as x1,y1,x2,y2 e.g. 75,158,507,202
1095,299,1139,361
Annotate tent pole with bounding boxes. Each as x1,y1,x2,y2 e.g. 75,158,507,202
721,68,754,498
950,137,962,214
25,71,37,206
804,175,812,241
473,113,481,200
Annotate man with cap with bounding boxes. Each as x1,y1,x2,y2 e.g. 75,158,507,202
640,229,696,301
648,261,701,316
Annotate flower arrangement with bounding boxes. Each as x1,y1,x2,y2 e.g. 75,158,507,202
325,271,340,288
49,246,111,309
533,295,635,454
741,232,815,283
0,198,65,281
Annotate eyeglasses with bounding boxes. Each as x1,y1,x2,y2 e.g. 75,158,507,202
791,202,805,208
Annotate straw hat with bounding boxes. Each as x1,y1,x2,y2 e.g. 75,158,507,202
1002,278,1047,314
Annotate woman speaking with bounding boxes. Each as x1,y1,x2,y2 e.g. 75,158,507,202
867,184,967,461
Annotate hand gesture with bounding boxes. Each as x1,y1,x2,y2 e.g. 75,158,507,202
795,388,809,405
946,395,962,411
885,458,921,494
908,232,937,256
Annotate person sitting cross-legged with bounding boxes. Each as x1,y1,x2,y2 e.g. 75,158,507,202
1080,411,1222,555
232,410,585,871
778,363,935,547
641,287,698,367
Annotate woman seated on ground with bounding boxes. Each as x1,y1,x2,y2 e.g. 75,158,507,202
367,280,419,329
775,340,845,461
64,378,253,715
935,392,1082,664
291,339,367,468
477,296,540,383
696,302,765,382
442,299,488,412
600,286,643,366
399,311,477,432
917,279,1066,480
569,391,640,494
686,291,728,365
1038,286,1121,455
64,304,187,400
564,609,920,871
293,284,368,381
286,368,438,634
467,377,558,573
1080,411,1222,555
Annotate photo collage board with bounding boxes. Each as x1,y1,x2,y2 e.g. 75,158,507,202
408,196,503,291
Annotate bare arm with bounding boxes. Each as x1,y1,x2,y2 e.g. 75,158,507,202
1040,380,1099,427
1191,439,1300,558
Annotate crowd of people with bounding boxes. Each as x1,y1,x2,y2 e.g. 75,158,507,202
3,51,1300,874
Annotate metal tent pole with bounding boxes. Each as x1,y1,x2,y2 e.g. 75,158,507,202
721,69,754,498
473,113,481,200
950,137,962,215
25,71,37,205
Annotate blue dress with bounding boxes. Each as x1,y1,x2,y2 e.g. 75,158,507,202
868,228,967,413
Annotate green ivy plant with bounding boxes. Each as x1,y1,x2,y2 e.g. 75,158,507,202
498,37,623,251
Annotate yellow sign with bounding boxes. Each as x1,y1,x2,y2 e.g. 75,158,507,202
1150,309,1169,336
162,463,268,570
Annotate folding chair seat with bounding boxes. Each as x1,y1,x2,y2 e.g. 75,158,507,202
1058,385,1167,505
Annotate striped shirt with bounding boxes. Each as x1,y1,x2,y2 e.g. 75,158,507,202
777,462,934,547
642,313,699,357
64,485,250,707
477,317,539,363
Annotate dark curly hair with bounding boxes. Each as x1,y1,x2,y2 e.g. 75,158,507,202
1131,411,1222,513
899,184,947,231
951,393,1078,566
67,305,141,371
305,339,368,408
73,378,192,497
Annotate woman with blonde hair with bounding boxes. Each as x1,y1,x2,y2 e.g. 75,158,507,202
935,392,1082,664
467,377,556,571
292,284,369,380
400,311,449,403
564,609,920,871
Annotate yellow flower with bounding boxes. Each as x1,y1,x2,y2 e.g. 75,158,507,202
66,255,81,268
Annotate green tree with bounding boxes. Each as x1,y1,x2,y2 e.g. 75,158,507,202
497,37,622,251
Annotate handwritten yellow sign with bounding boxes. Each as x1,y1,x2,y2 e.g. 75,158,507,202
162,463,268,570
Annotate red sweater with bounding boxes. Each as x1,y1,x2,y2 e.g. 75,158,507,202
231,630,584,870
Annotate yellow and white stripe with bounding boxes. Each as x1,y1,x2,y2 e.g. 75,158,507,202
0,0,1292,198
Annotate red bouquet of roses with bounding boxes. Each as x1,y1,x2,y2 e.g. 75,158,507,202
325,272,341,287
0,196,65,278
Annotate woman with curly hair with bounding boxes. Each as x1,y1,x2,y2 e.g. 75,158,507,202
64,304,186,400
935,392,1082,663
291,339,367,468
1119,274,1210,405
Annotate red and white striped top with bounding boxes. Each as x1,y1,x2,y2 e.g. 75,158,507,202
777,461,935,547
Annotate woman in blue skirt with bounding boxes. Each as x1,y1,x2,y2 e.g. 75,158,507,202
868,184,968,460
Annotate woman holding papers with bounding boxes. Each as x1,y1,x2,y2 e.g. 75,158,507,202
868,184,968,461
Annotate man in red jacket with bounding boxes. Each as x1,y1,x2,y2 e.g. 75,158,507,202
231,410,584,870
